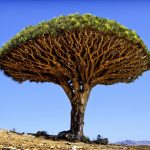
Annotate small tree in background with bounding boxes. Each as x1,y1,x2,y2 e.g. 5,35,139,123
0,14,150,141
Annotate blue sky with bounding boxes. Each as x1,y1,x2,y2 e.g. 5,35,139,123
0,0,150,143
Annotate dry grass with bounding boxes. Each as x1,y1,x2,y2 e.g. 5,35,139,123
0,129,149,150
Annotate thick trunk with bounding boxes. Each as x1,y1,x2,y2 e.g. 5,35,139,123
70,89,90,140
70,102,85,138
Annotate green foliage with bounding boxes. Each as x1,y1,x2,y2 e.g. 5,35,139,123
35,131,48,137
0,13,149,57
148,51,150,70
148,51,150,60
81,135,91,143
94,135,109,145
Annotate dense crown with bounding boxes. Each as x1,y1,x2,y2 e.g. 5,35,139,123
0,13,150,56
0,14,150,91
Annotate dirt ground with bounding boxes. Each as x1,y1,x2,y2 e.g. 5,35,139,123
0,129,149,150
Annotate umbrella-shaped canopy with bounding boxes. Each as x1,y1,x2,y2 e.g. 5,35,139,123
0,13,150,87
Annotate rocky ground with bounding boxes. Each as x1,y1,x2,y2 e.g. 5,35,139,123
0,129,150,150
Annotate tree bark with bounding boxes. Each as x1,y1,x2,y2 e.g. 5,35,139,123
70,88,90,140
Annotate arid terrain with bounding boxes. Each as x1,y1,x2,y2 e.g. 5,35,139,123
0,129,150,150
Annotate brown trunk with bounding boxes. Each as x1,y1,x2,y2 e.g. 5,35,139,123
70,88,90,140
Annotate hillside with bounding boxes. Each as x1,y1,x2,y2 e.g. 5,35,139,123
0,129,150,150
115,140,150,146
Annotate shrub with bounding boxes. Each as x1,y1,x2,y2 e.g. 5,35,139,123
94,135,109,145
81,135,92,143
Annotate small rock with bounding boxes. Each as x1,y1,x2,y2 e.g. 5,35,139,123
50,146,55,149
56,145,61,148
70,145,83,150
65,142,72,145
38,143,44,146
2,147,17,150
70,145,77,150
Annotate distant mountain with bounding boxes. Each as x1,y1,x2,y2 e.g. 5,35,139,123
115,140,150,146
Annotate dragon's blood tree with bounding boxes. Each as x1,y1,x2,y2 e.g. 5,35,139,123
0,14,150,140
